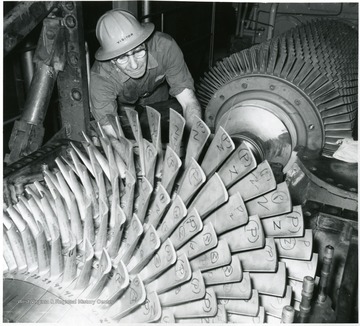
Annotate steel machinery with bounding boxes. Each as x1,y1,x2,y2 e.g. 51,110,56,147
3,2,358,324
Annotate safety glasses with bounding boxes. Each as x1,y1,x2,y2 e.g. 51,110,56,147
115,44,147,65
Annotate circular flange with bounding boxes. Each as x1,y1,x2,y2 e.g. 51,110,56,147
217,100,294,166
204,74,324,165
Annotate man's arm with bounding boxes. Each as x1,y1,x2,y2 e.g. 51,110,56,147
175,88,202,129
90,70,119,138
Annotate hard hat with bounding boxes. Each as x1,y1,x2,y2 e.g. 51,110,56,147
95,9,154,61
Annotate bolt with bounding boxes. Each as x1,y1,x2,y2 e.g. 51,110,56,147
270,85,275,90
220,95,225,100
71,89,82,101
65,15,76,28
349,188,357,192
295,99,301,105
46,30,55,40
5,36,16,50
308,124,314,130
208,115,214,121
65,1,74,10
242,83,248,89
310,166,317,172
68,52,79,66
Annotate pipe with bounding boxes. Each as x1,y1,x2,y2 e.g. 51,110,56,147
239,3,248,38
161,13,164,33
235,3,242,36
143,0,151,23
298,276,315,323
20,42,35,93
267,3,279,40
317,245,335,303
21,62,58,125
208,2,216,68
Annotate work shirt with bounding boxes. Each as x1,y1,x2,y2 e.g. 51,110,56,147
90,31,195,124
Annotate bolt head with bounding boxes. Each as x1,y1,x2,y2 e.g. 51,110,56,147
65,1,74,10
65,15,76,28
71,89,82,101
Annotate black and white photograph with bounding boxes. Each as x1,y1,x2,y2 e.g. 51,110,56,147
2,1,358,323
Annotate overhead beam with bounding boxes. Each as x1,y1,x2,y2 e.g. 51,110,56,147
4,1,59,56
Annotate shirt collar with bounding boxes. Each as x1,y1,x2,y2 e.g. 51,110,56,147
116,52,158,83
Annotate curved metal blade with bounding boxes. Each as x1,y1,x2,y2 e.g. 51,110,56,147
86,249,112,300
75,239,94,290
169,108,186,157
62,235,76,284
190,239,232,272
188,173,228,219
120,291,162,323
201,126,235,177
127,224,161,274
160,308,176,323
235,237,278,272
220,289,259,316
3,231,19,273
228,160,276,201
202,255,243,286
161,145,182,194
177,157,206,205
138,238,177,284
146,183,171,228
220,215,265,253
121,170,136,221
218,141,257,188
170,208,203,250
259,285,292,318
107,204,126,258
209,272,252,300
116,214,143,265
110,136,135,178
97,260,129,302
156,195,187,242
158,270,206,306
184,116,211,169
274,229,313,260
106,114,125,138
50,227,63,280
143,139,157,186
250,262,287,297
261,205,304,238
176,304,227,323
124,107,146,176
178,223,218,260
170,288,218,319
146,252,192,294
106,275,146,319
146,105,163,177
135,177,153,223
280,253,318,281
204,192,248,235
246,182,292,218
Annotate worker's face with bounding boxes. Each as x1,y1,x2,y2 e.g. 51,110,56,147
113,44,148,79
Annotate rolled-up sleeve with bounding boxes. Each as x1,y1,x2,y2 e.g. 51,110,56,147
162,37,195,97
90,71,118,125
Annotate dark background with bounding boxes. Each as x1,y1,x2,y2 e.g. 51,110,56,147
3,1,237,158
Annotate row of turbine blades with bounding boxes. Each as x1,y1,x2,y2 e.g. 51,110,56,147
197,19,357,157
4,107,318,323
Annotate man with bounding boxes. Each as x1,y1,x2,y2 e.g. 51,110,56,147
90,9,202,137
